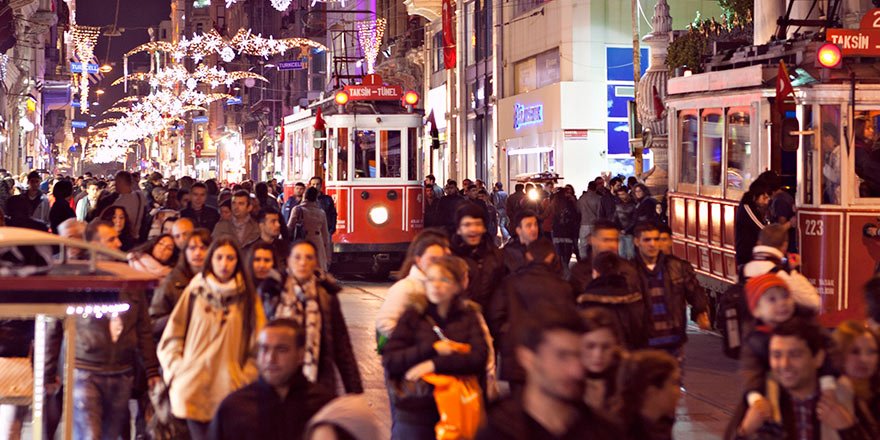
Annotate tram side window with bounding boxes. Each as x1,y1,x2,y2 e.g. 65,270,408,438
820,105,842,204
701,110,723,187
355,130,377,178
337,128,349,181
852,110,880,198
408,127,418,181
380,130,402,178
802,106,814,205
726,108,753,191
679,112,698,184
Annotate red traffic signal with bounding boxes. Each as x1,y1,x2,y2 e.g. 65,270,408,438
334,91,350,106
817,43,842,68
403,91,419,106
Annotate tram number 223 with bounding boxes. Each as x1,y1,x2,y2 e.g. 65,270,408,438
804,219,825,236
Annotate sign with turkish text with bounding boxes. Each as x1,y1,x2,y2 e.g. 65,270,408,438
343,74,403,101
277,59,307,70
70,62,100,74
193,116,209,124
564,130,589,140
71,120,87,129
826,8,880,56
798,211,842,326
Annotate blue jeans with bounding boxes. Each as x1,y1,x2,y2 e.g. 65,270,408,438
73,369,133,440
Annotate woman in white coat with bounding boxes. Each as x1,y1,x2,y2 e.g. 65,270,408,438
157,237,265,440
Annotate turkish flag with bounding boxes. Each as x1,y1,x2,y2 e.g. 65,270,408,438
775,61,795,115
442,0,457,70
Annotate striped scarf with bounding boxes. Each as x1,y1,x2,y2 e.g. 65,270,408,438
277,276,322,383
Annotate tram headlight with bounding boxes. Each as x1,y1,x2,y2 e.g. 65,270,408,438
369,206,390,225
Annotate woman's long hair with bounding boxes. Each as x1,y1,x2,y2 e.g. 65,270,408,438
203,237,258,364
131,233,174,265
832,321,880,392
398,228,450,274
614,350,678,429
580,308,624,401
176,228,212,278
99,206,134,241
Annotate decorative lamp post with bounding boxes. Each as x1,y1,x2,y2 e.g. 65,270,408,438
636,0,672,197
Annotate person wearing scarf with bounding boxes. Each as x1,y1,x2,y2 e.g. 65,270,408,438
128,233,176,279
271,240,363,395
158,238,265,440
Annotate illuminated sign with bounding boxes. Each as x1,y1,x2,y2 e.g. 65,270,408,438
514,103,543,130
827,8,880,56
193,116,209,124
70,63,100,74
226,97,242,105
71,120,87,129
342,74,403,101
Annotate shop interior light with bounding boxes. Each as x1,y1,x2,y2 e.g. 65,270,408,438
335,91,349,105
817,43,842,68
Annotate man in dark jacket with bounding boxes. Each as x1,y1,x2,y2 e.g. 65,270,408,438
48,179,76,233
209,319,334,440
506,183,526,223
490,238,576,393
46,222,159,439
451,202,507,310
569,219,641,295
577,251,647,349
435,181,465,233
631,222,710,359
735,178,774,267
309,176,337,235
180,182,221,232
478,306,620,440
502,210,539,273
280,182,306,227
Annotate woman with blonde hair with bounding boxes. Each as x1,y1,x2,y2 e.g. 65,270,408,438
158,237,265,439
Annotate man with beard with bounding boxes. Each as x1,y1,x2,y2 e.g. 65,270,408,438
209,319,334,440
477,306,619,439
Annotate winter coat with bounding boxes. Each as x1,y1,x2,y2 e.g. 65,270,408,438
633,196,660,225
734,196,767,267
289,201,332,271
280,196,302,227
27,192,50,225
150,265,195,340
551,194,581,240
569,255,643,296
208,373,335,440
632,253,709,349
476,397,620,440
157,272,266,421
501,237,527,274
213,216,261,247
577,190,602,227
375,265,429,338
614,200,636,234
506,190,525,221
597,189,618,222
451,234,507,310
48,198,75,233
180,206,221,232
128,252,172,279
436,194,465,233
488,262,578,382
271,273,363,395
382,297,488,427
577,273,648,349
739,307,821,394
317,193,337,235
46,288,159,379
743,245,820,311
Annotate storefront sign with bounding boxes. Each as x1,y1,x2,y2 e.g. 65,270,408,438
277,59,307,70
514,103,543,130
564,129,589,140
343,74,403,101
70,62,99,74
71,120,87,129
193,116,209,124
827,8,880,56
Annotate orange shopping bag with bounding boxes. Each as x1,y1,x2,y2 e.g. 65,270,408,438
421,374,483,440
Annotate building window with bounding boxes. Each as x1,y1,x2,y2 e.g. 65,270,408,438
679,111,698,184
433,32,444,72
514,49,559,94
514,0,550,17
465,1,476,65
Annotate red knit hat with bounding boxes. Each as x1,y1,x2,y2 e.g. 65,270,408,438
745,273,789,312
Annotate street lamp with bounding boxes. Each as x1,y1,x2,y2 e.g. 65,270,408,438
95,89,105,96
99,64,112,73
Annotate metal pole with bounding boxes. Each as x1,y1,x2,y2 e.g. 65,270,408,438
62,316,76,440
632,0,643,176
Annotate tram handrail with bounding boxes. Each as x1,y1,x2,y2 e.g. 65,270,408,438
0,227,130,272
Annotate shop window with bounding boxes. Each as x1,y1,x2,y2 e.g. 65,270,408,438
679,111,698,184
408,127,418,181
380,130,402,178
336,128,348,181
514,57,537,94
432,32,443,72
700,109,723,187
851,110,880,199
726,107,753,191
819,105,841,204
465,2,476,65
354,130,376,178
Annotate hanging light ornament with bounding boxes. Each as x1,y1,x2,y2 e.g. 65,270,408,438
270,0,292,11
356,18,386,74
71,25,101,113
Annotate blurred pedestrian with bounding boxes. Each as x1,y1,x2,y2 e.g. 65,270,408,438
150,228,211,340
288,188,332,271
451,202,506,310
614,350,682,440
127,234,176,279
502,210,539,273
48,179,75,233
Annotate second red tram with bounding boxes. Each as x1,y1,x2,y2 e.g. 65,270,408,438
665,36,880,326
281,75,425,276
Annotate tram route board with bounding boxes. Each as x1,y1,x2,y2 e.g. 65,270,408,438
827,8,880,57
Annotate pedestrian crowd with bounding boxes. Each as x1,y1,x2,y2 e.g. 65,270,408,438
0,167,879,440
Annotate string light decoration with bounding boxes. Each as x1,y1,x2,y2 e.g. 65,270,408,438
270,0,292,11
71,25,101,113
356,19,386,74
0,54,8,82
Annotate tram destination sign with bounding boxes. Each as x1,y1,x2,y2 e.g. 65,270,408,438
827,8,880,56
343,74,403,101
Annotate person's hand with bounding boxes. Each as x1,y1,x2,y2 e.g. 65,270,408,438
45,376,61,395
817,393,855,430
696,312,711,330
148,376,163,390
405,360,435,381
787,253,801,270
739,397,772,436
433,340,458,356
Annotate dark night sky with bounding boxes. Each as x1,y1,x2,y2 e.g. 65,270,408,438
74,0,171,112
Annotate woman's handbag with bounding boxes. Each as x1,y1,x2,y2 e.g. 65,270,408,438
422,373,483,440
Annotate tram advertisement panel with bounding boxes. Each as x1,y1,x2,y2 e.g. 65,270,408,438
846,214,880,322
799,212,843,325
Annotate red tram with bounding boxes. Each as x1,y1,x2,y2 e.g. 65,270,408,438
281,74,424,276
665,16,880,326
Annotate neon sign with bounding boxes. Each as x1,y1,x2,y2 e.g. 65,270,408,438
514,103,543,129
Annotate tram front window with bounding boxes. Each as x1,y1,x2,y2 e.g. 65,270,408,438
852,110,880,198
380,130,402,178
820,105,842,204
355,130,377,178
336,128,349,181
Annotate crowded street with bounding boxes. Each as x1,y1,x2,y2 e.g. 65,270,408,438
8,0,880,439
